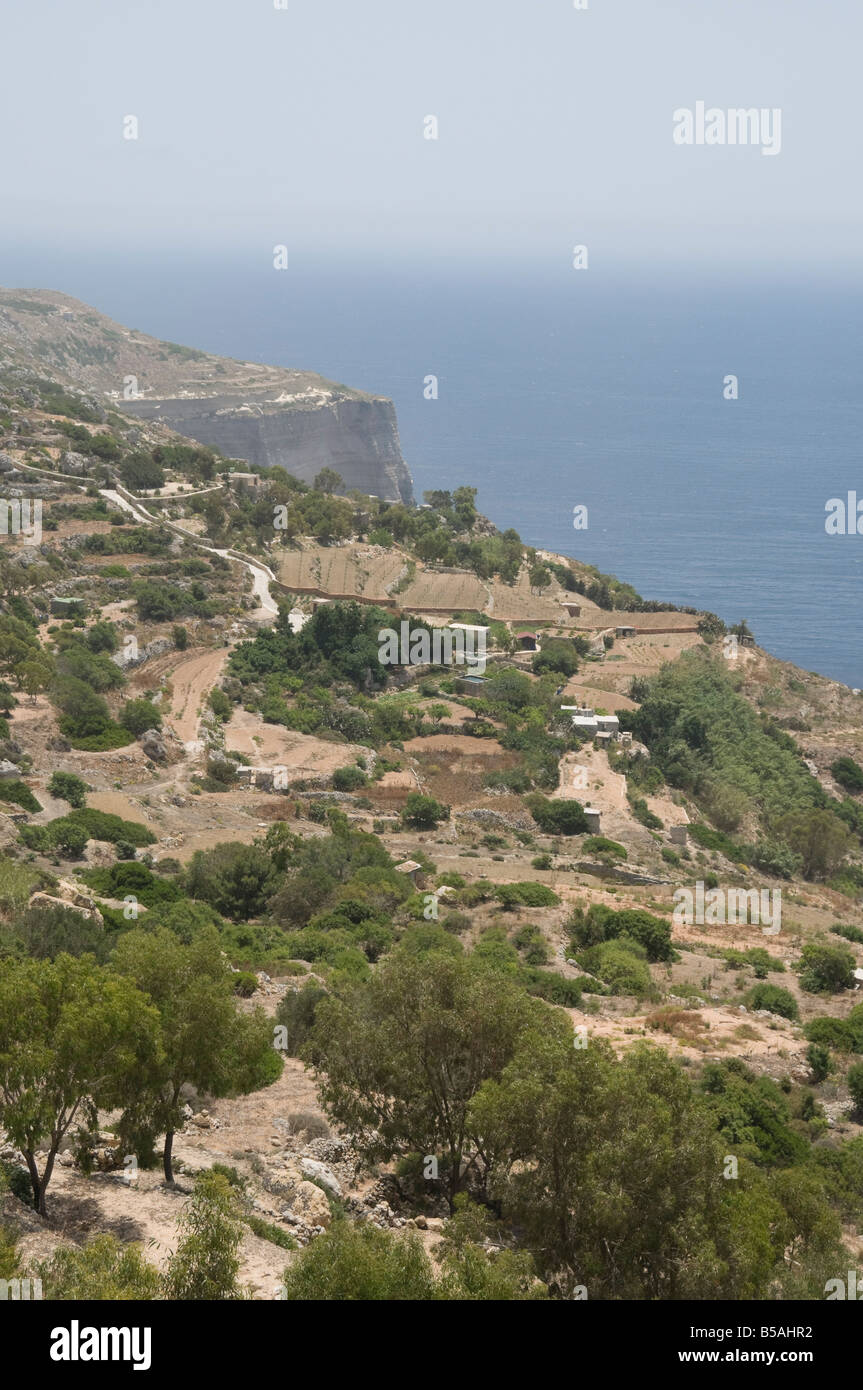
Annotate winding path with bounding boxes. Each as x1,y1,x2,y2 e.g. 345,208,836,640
98,486,279,620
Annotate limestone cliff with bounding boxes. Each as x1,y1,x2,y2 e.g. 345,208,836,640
119,392,412,502
0,288,414,502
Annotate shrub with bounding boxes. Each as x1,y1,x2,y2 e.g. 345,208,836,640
568,904,673,962
582,836,627,861
580,939,652,997
495,881,558,908
53,823,89,858
275,984,329,1056
526,795,587,836
831,756,863,794
795,941,856,995
402,793,449,829
47,771,87,808
744,983,798,1021
0,781,41,813
208,688,233,723
831,923,863,946
332,765,368,792
232,971,259,997
803,1017,855,1052
848,1062,863,1113
629,796,662,831
69,808,155,847
806,1043,831,1083
121,698,162,737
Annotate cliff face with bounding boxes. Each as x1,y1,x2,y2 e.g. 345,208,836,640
119,393,413,502
0,288,414,503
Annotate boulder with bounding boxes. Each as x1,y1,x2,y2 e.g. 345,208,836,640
300,1158,342,1199
292,1180,331,1230
83,839,116,867
139,729,168,762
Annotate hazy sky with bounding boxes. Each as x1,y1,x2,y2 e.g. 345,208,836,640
1,0,861,274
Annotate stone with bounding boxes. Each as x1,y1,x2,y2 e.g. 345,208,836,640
139,729,168,762
292,1180,331,1230
299,1158,342,1198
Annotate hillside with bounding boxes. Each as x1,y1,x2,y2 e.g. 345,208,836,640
1,354,863,1302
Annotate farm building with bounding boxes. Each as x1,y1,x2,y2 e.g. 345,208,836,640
514,630,538,651
227,471,268,491
595,715,620,734
395,860,424,887
50,596,85,618
235,767,282,791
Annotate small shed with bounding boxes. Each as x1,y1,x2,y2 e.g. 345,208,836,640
615,625,636,639
395,860,424,888
595,732,613,748
560,601,582,618
227,471,267,491
583,807,602,833
50,596,85,619
617,730,633,747
595,715,620,734
515,630,537,651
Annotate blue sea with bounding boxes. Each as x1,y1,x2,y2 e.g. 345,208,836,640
7,255,863,687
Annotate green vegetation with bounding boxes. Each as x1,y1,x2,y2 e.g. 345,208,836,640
47,771,88,807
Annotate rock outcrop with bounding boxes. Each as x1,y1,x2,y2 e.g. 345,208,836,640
0,287,414,503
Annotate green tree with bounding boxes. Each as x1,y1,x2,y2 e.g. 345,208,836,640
183,842,278,921
121,698,162,737
776,810,852,882
112,927,281,1184
0,955,160,1214
401,793,449,829
528,564,552,594
471,1036,813,1300
312,468,344,494
305,951,546,1210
